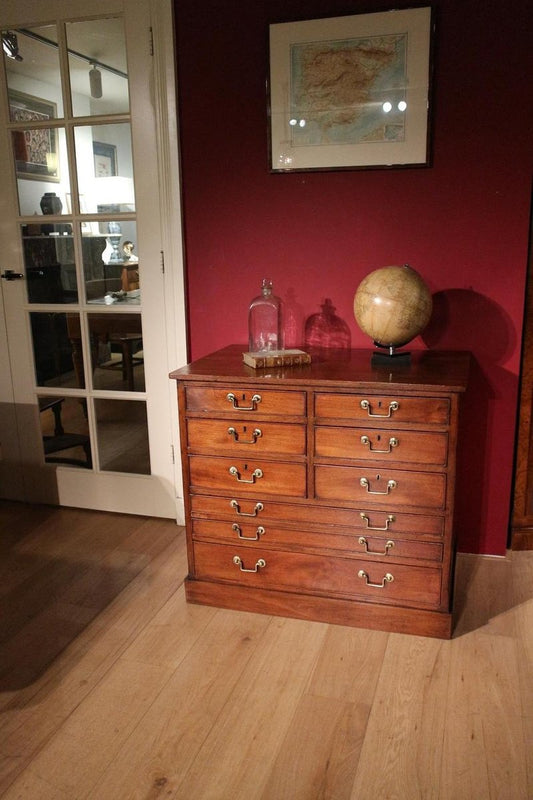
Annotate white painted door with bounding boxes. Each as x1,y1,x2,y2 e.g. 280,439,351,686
0,0,187,519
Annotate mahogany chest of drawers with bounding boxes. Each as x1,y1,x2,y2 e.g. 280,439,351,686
170,345,470,638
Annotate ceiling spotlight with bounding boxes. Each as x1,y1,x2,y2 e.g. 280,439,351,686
89,63,102,99
2,31,23,61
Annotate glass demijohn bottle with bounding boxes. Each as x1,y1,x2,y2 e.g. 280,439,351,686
248,279,282,352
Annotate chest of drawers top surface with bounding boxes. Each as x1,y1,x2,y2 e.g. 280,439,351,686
170,345,470,394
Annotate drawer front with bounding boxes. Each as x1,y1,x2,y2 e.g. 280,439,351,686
315,465,446,510
187,418,306,456
315,393,450,425
193,541,443,608
190,495,445,538
315,427,448,466
189,456,307,497
192,519,443,563
185,386,306,416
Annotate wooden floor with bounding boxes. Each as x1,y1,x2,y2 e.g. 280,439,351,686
0,501,532,800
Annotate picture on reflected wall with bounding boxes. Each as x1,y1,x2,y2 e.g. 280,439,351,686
9,89,59,181
93,140,117,177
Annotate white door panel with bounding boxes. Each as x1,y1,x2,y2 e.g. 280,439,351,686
0,0,187,519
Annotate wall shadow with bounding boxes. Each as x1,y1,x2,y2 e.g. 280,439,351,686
422,288,517,363
423,288,519,555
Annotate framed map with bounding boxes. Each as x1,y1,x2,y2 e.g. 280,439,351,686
269,7,433,171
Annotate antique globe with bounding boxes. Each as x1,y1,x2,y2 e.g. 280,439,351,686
353,264,432,360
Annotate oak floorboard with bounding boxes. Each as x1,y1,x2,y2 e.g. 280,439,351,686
171,616,327,800
260,626,389,800
85,609,275,800
440,630,527,800
1,502,533,800
3,658,177,800
0,506,186,796
512,550,533,799
349,634,449,800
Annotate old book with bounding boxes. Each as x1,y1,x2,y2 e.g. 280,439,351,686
242,349,311,368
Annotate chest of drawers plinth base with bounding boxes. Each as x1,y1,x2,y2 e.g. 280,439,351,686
184,577,453,639
170,345,470,639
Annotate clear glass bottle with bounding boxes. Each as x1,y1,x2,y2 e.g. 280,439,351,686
248,278,282,352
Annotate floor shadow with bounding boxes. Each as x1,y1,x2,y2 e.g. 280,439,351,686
0,501,177,694
452,552,532,637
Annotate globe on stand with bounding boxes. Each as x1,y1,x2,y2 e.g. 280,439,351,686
353,264,432,365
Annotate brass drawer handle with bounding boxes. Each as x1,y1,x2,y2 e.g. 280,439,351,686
360,477,397,495
229,466,263,483
226,392,262,411
358,536,395,555
230,500,264,517
358,569,394,588
360,435,398,453
360,399,399,418
233,555,266,573
227,426,262,444
229,500,264,517
360,512,395,531
232,523,265,541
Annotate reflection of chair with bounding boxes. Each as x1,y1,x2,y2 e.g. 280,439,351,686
101,333,144,391
39,397,92,468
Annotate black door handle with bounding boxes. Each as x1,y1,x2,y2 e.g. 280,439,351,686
1,270,24,280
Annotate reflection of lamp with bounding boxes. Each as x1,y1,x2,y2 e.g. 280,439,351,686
89,63,102,98
95,176,135,265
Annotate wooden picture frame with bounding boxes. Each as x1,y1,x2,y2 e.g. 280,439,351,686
269,6,433,172
9,90,60,181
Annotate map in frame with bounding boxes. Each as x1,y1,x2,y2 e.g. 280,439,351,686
289,34,407,147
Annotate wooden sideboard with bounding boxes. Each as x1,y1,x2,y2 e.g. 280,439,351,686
170,345,470,638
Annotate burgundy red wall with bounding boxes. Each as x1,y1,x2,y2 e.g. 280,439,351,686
174,0,533,555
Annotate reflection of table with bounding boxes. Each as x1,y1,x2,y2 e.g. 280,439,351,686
87,294,140,306
67,312,143,391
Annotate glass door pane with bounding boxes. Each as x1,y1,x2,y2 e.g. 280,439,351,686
66,18,130,117
4,25,64,117
3,12,148,475
23,222,78,303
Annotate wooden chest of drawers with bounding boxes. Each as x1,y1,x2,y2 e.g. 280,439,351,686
170,345,470,638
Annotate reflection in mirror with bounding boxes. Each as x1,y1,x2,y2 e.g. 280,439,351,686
22,223,78,303
12,126,70,216
30,312,85,388
74,123,135,212
95,399,150,474
81,221,139,303
88,313,144,392
66,18,129,117
3,26,63,117
38,395,91,469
